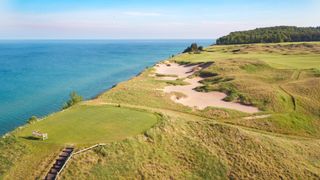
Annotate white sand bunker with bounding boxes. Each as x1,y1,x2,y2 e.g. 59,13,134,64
155,62,260,113
155,62,199,79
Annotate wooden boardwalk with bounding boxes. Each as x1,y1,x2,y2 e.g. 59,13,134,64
45,147,74,180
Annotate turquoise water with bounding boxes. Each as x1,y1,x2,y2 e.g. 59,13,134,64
0,40,212,135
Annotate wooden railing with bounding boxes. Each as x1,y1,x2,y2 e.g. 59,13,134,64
73,143,106,155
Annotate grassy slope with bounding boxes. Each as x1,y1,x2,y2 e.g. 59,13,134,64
1,42,320,179
0,105,159,179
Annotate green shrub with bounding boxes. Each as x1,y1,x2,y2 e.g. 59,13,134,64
183,43,204,53
94,146,108,157
62,91,83,109
27,116,38,124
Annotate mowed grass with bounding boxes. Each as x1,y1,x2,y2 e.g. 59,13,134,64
16,105,159,144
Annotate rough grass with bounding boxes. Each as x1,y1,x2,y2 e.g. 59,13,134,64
169,43,320,137
61,111,320,179
0,136,27,179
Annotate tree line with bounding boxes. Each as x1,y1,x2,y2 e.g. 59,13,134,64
216,26,320,45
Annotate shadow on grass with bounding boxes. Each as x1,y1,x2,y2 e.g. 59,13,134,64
20,136,42,141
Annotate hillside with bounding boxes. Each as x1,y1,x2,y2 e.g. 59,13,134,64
216,26,320,45
1,42,320,179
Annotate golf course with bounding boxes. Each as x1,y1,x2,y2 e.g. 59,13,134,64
1,38,320,179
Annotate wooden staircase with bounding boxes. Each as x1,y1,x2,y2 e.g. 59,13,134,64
45,147,74,180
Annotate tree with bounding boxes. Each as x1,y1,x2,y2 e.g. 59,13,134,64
62,91,83,109
183,43,204,53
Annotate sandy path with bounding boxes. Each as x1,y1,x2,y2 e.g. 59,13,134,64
155,62,260,113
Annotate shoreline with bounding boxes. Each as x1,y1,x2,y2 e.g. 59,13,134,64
0,39,215,137
2,61,164,138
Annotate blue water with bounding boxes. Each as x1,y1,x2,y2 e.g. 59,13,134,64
0,40,212,135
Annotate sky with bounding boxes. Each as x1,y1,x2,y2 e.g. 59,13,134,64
0,0,319,39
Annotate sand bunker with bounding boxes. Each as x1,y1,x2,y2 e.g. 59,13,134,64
155,63,199,79
154,62,260,113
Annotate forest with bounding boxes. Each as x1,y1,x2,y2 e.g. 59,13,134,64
216,26,320,45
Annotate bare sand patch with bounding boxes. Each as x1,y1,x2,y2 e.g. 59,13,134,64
155,63,199,78
156,62,260,113
243,114,271,120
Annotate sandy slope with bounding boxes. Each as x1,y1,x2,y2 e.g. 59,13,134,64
155,62,259,113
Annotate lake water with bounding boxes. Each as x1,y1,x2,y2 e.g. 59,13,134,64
0,40,212,135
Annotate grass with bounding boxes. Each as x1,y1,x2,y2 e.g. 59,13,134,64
16,105,159,144
0,105,159,179
61,111,320,179
164,78,190,86
1,41,320,179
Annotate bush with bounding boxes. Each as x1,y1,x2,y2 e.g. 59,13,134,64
27,116,38,124
62,91,83,109
94,146,108,157
183,43,204,53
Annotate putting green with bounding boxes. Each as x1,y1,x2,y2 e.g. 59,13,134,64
17,105,159,144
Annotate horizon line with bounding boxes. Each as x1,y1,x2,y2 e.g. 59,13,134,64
0,38,217,41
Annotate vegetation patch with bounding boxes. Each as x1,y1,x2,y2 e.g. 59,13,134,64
165,78,190,86
0,136,27,178
62,91,83,109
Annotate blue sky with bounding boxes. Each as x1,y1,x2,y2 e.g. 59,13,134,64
0,0,319,39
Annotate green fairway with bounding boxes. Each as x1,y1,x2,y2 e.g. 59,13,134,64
16,105,159,144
